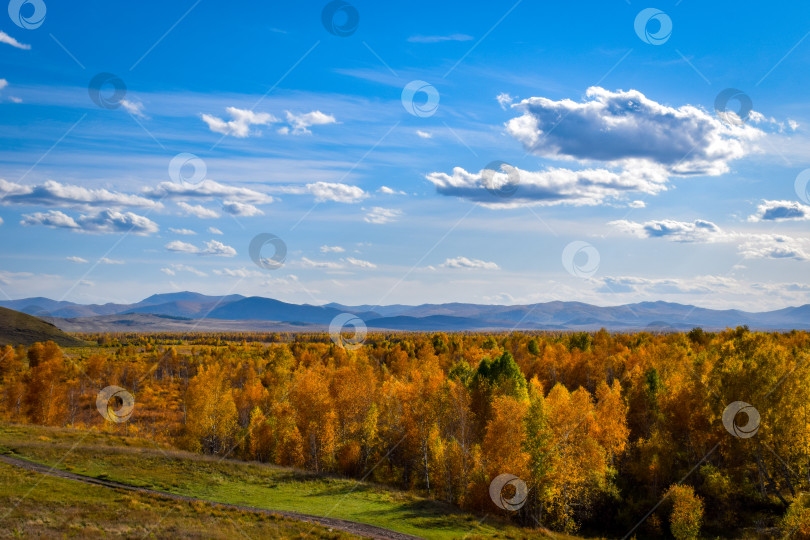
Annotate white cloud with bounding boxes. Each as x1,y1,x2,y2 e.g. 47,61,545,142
0,31,30,50
300,257,344,269
496,93,514,110
611,218,810,261
99,257,124,265
20,209,159,235
207,226,223,235
379,186,406,195
280,110,337,135
169,227,196,235
120,99,145,118
307,182,366,203
165,239,236,257
738,235,809,261
609,218,724,243
428,163,668,208
0,179,159,209
161,263,207,277
628,200,646,209
407,34,473,43
416,130,432,139
320,245,345,253
748,200,810,222
201,107,279,138
213,267,264,278
66,256,88,263
344,257,376,269
0,79,7,91
177,202,220,219
147,180,273,205
9,96,22,104
364,207,403,224
505,86,762,176
222,200,264,216
441,256,500,270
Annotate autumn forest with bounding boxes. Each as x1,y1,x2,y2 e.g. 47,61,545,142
2,327,810,538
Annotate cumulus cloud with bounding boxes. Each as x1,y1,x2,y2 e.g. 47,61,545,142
207,226,223,235
320,245,345,253
506,86,762,176
441,256,500,270
279,111,337,135
161,263,207,277
307,182,366,203
428,163,668,208
379,186,406,195
611,218,810,260
21,209,159,235
345,257,376,269
201,107,279,138
628,200,646,209
146,180,273,205
66,256,88,263
0,31,30,50
407,34,473,43
165,239,236,257
169,227,196,235
748,200,810,222
364,207,403,224
0,179,158,209
609,218,724,243
430,88,769,208
177,202,220,219
222,200,264,216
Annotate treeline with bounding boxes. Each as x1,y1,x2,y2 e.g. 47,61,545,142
2,328,810,538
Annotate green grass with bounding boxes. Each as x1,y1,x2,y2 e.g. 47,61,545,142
0,460,359,539
0,423,567,539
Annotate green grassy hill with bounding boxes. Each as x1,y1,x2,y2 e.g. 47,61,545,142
0,424,568,540
0,306,87,347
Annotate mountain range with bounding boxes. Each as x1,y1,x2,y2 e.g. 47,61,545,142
1,292,809,332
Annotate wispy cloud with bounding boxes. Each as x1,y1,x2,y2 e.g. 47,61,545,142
165,239,236,257
177,202,220,219
407,34,473,43
0,31,30,50
441,256,499,270
201,106,279,138
21,209,159,235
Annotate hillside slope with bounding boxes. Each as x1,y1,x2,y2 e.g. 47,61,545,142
0,306,87,347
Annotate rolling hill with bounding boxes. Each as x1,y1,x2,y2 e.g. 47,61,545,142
2,291,810,332
0,307,87,347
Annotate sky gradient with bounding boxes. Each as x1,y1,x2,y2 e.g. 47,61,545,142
1,0,809,310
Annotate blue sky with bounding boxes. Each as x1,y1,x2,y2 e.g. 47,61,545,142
1,0,810,309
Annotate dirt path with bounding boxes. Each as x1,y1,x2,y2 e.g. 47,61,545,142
0,454,421,540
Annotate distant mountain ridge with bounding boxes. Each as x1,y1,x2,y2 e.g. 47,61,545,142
1,292,808,332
